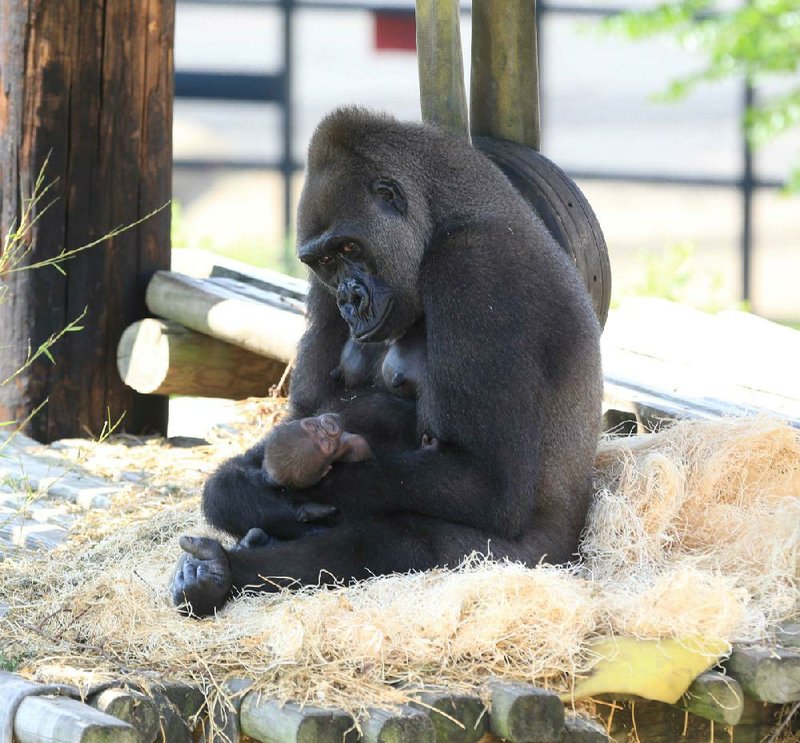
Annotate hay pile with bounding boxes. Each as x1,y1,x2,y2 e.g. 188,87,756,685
0,415,798,715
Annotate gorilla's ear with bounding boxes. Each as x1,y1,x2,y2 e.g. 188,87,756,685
371,178,407,215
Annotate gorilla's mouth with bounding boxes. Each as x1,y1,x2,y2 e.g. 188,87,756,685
351,298,394,341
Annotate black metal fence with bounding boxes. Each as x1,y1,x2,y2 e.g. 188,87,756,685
175,0,780,302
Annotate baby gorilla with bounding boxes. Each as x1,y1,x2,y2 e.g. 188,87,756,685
262,413,374,489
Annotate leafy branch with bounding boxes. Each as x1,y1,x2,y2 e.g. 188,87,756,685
601,0,800,189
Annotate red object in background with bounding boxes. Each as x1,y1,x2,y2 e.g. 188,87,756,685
373,11,416,51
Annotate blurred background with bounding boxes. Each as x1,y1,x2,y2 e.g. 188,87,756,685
171,0,800,324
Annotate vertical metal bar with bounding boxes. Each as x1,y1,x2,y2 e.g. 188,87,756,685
470,0,540,150
282,0,295,272
742,82,754,305
415,0,469,139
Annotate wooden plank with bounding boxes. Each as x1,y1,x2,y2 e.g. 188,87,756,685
14,695,139,743
602,299,800,426
239,696,358,743
209,278,306,315
677,671,744,726
415,0,469,138
488,681,564,742
0,0,172,442
90,687,160,743
145,271,306,363
410,691,488,743
361,706,436,743
725,647,800,703
118,318,288,398
208,262,308,303
470,0,540,150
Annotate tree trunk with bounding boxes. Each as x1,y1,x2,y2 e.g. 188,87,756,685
0,0,174,441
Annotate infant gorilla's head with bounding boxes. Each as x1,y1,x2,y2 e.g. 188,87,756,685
262,413,343,488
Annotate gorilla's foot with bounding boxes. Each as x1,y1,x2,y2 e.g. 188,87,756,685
171,535,232,617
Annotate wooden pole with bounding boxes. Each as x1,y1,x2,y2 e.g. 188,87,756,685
470,0,541,150
0,0,174,442
415,0,469,138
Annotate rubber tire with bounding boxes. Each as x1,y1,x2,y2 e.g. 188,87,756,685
475,136,611,328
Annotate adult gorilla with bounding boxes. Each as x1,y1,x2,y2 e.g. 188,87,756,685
171,108,603,617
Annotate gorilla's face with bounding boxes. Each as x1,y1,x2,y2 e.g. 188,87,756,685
297,165,427,343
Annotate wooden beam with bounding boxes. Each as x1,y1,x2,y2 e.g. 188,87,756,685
117,319,288,398
470,0,541,150
416,0,469,138
0,0,174,441
410,691,488,743
239,696,357,743
677,671,744,726
90,687,160,743
14,696,139,743
145,272,306,363
361,706,435,743
488,681,565,742
725,647,800,703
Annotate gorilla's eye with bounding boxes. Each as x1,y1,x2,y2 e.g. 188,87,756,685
371,178,407,215
341,243,358,255
318,255,333,265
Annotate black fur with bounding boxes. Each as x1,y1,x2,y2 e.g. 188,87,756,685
171,108,603,617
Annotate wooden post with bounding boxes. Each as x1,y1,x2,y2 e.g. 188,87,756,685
0,0,174,442
416,0,469,138
470,0,541,150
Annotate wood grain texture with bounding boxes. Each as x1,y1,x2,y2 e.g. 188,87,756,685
470,0,541,150
0,0,174,442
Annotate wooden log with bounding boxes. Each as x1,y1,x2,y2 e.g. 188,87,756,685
146,272,306,363
488,681,564,742
207,255,309,302
239,695,358,743
725,647,800,703
470,0,540,150
0,0,173,441
200,678,252,743
562,714,609,742
361,706,436,743
90,687,160,743
677,671,744,726
150,691,193,743
777,624,800,649
410,691,488,743
14,696,138,743
415,0,469,138
157,680,206,723
210,278,306,316
118,319,288,398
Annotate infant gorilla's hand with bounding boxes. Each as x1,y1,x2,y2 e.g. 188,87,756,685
170,536,232,618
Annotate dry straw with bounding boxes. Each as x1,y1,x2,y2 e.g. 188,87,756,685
1,415,798,717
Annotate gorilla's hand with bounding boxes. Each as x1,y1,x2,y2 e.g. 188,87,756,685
171,536,232,618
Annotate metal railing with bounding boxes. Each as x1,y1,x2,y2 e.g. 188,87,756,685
175,0,776,300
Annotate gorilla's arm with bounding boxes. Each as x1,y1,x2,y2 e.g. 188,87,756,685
288,281,350,418
280,226,591,540
202,389,418,538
